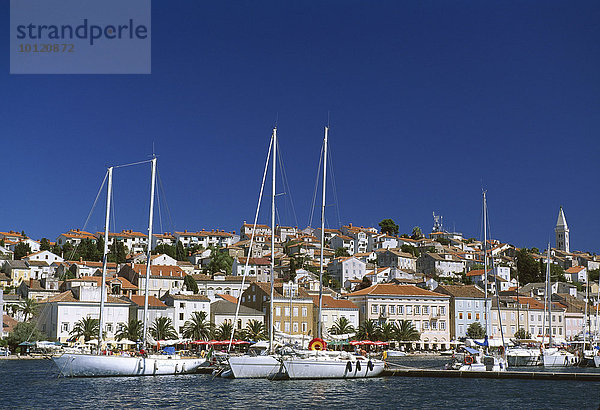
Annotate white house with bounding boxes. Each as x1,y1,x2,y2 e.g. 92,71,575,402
161,292,211,335
329,235,355,255
23,250,64,265
565,266,587,283
314,295,360,335
37,282,130,343
327,256,366,288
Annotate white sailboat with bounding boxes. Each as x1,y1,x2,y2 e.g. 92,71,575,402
227,128,283,379
53,158,205,377
281,126,385,379
541,244,575,367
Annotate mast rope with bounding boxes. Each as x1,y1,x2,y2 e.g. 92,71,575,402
228,133,273,352
308,142,324,228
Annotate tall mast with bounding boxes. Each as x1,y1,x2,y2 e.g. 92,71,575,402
97,167,113,354
318,126,328,339
482,190,488,338
584,269,589,348
142,157,157,349
269,128,276,353
546,244,552,348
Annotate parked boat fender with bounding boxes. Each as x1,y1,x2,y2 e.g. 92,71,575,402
346,361,352,373
182,363,187,373
154,360,158,372
367,360,374,372
175,363,179,373
356,361,361,371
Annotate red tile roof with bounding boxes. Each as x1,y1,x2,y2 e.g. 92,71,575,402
348,284,447,298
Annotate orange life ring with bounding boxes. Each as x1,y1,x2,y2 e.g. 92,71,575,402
464,355,473,365
308,338,327,351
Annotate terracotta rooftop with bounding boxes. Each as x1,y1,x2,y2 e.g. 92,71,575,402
129,295,167,308
347,284,448,298
310,295,358,310
435,284,486,299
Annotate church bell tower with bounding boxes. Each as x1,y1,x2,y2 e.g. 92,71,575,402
555,206,570,253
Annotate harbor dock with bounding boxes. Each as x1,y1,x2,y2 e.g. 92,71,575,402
382,368,600,381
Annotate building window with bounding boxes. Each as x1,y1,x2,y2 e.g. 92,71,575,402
275,307,281,316
440,321,446,330
275,322,281,331
389,305,395,314
380,305,386,314
440,306,445,315
422,321,429,330
423,306,429,315
284,322,290,332
406,306,412,315
106,323,113,333
431,321,437,330
61,322,69,332
302,307,308,317
293,307,299,317
558,316,562,323
414,306,420,315
372,305,378,314
179,313,184,320
467,312,472,320
475,313,480,320
398,305,404,314
284,307,290,317
459,312,463,320
302,322,307,332
293,322,298,332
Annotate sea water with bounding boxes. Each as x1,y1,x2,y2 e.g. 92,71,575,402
1,356,599,409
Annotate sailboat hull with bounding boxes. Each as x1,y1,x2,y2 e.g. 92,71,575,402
283,358,385,379
228,355,283,379
542,351,577,367
53,353,206,377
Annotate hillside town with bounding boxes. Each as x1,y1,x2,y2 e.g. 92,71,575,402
1,206,598,352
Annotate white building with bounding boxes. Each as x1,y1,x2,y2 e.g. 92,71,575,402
161,292,211,335
314,295,360,335
327,256,366,288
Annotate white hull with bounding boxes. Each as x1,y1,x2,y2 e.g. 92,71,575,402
53,353,206,377
227,355,283,379
506,348,542,366
283,357,385,379
543,351,577,367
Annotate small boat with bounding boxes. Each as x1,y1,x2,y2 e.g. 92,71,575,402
446,346,507,372
385,349,407,358
506,346,542,366
542,348,577,367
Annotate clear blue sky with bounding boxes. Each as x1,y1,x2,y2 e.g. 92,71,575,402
1,1,599,252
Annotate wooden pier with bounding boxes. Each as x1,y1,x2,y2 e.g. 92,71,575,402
382,368,600,381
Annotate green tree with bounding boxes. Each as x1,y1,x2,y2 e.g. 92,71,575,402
329,317,356,335
379,219,399,236
150,317,178,340
21,230,28,239
401,244,420,258
40,238,51,251
115,319,142,341
356,276,372,291
70,317,100,342
62,242,74,259
184,275,199,294
14,242,31,260
20,298,38,321
466,322,486,339
215,321,235,340
334,248,350,258
379,322,398,342
590,269,600,282
182,312,213,340
395,320,420,341
356,320,380,340
206,247,233,275
516,248,541,285
242,319,268,341
51,243,62,256
175,240,186,261
153,244,176,259
410,226,423,240
435,237,450,246
7,321,44,350
514,327,531,340
108,241,127,264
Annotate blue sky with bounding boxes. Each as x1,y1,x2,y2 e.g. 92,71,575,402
1,1,599,252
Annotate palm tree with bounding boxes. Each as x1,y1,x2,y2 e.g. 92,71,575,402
215,322,234,340
379,322,398,342
70,317,100,342
356,320,380,340
395,320,420,341
243,320,267,341
20,298,38,321
182,311,213,340
150,317,178,340
329,317,356,335
115,319,142,341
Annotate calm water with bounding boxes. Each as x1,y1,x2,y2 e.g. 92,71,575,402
1,356,599,409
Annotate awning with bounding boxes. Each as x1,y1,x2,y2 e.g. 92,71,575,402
463,346,480,355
